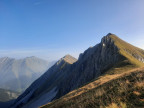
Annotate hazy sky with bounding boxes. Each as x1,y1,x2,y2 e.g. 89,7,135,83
0,0,144,61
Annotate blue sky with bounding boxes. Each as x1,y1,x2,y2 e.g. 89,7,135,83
0,0,144,61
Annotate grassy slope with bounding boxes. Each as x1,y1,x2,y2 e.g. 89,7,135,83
102,35,144,75
110,35,144,67
40,35,144,108
41,67,144,108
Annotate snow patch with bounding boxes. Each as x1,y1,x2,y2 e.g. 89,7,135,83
12,90,34,108
23,87,58,108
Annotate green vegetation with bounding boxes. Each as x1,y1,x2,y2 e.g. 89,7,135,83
110,35,144,67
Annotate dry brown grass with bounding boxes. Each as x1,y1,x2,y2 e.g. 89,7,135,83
40,34,144,108
105,102,127,108
60,67,144,101
41,67,144,108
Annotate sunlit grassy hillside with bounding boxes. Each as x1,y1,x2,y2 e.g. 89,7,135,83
40,34,144,108
110,35,144,67
41,67,144,108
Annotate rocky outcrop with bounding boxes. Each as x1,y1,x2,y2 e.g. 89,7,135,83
54,34,126,99
11,33,144,108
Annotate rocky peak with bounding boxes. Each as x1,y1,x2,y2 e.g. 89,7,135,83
11,33,144,108
0,57,13,60
63,54,77,64
56,54,77,65
78,33,118,61
101,33,116,46
0,57,14,65
25,56,38,60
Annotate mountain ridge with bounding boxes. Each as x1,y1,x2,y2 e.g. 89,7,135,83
11,55,77,108
11,33,144,108
56,54,77,65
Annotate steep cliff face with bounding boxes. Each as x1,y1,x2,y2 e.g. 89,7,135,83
55,34,127,99
12,33,144,108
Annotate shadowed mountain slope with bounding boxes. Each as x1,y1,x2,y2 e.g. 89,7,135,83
11,33,144,108
11,55,77,108
41,67,144,108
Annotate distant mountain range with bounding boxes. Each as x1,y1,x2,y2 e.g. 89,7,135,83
0,56,55,93
11,33,144,108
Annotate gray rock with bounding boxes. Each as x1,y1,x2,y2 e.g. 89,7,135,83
11,33,144,108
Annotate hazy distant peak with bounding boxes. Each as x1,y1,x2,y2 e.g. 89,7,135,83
0,57,9,59
0,57,14,64
24,56,48,62
25,56,38,59
27,56,36,58
0,57,12,60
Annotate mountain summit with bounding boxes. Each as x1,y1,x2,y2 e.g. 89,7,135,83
103,33,144,65
11,34,144,108
57,54,77,65
63,54,77,64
